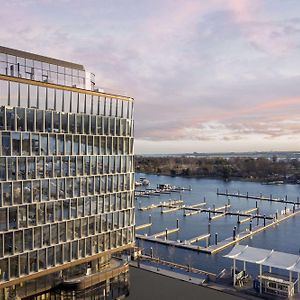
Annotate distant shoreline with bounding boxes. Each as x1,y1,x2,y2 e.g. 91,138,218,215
136,171,291,184
135,155,300,185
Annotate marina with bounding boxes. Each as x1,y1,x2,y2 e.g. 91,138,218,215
135,173,300,277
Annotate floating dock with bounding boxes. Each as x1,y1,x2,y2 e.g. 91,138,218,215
138,200,183,211
204,208,300,254
136,208,300,255
135,184,192,198
217,190,300,206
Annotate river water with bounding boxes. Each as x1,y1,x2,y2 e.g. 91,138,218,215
135,173,300,276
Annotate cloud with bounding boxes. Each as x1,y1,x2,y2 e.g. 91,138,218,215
0,0,299,152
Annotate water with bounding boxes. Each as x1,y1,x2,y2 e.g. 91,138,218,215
135,173,300,276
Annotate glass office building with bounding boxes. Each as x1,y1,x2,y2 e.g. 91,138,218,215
0,46,135,299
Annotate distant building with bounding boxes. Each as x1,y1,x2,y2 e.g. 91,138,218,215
0,46,135,299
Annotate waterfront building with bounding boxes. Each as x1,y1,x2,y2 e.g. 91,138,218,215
0,46,135,299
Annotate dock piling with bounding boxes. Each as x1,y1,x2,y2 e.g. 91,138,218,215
165,228,168,240
233,227,236,241
263,215,266,226
215,233,218,245
249,219,252,232
176,219,179,229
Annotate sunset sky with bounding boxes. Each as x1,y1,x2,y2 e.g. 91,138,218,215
1,0,300,154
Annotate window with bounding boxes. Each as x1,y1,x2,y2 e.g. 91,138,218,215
49,134,57,155
22,132,30,155
47,88,55,110
24,228,33,250
12,132,21,155
61,113,68,133
58,134,64,155
0,209,7,231
0,107,4,130
65,135,72,155
56,89,63,111
0,80,9,107
70,157,76,176
4,233,13,255
37,157,44,178
46,157,53,178
23,181,31,203
32,181,40,202
69,114,75,133
77,115,82,134
9,81,19,107
3,183,12,206
53,111,60,132
18,157,26,179
28,205,36,226
64,91,71,113
58,178,65,198
39,87,46,110
27,157,35,179
46,202,54,222
43,225,50,246
42,180,49,201
13,182,22,204
45,111,52,132
36,110,44,132
30,251,38,272
2,132,10,155
18,206,27,228
40,134,48,155
7,157,17,180
29,85,38,108
26,109,35,131
6,108,15,131
80,135,86,155
16,108,25,131
50,179,57,200
63,200,70,220
71,92,78,113
14,231,23,253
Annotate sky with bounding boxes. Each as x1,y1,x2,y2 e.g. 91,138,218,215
0,0,300,154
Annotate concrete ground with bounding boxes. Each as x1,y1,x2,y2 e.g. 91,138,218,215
127,266,244,300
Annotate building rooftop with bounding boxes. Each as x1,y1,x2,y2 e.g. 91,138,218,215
0,45,85,71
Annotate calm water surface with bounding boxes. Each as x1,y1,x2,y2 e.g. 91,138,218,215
135,173,300,275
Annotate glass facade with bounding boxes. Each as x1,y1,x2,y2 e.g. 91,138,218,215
0,48,96,90
0,47,134,300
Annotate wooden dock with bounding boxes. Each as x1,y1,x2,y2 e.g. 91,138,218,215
217,190,300,206
138,200,183,211
136,223,152,231
152,228,179,239
135,185,192,198
186,233,211,245
136,208,300,255
203,208,300,254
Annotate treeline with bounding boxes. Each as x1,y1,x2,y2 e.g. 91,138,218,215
134,156,300,183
